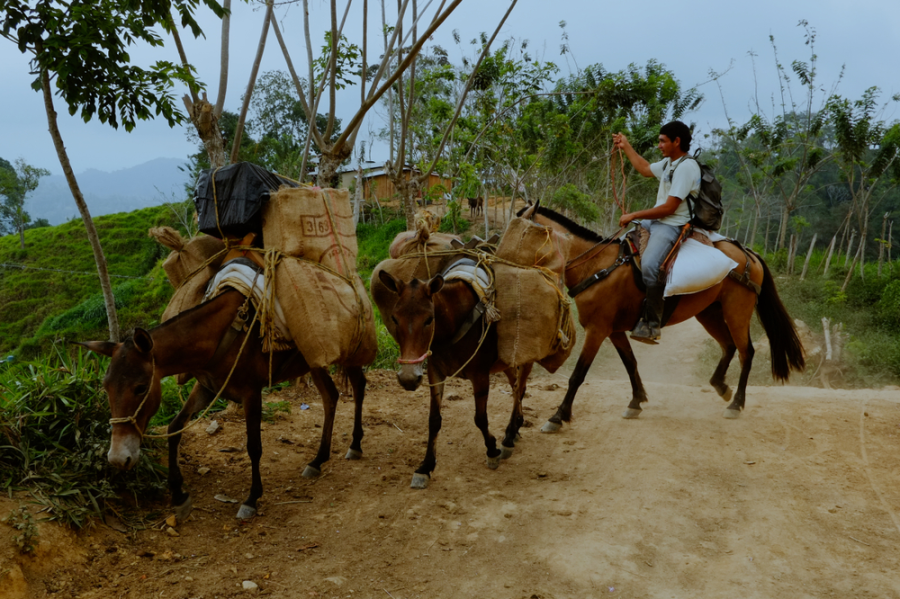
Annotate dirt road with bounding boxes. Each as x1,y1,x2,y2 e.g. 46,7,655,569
2,321,899,598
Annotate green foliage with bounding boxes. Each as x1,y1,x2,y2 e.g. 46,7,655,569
2,505,38,554
549,184,599,223
2,0,223,132
0,348,167,528
0,158,49,243
0,204,180,358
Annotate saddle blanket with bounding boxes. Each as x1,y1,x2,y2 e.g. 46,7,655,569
205,260,293,347
442,259,501,322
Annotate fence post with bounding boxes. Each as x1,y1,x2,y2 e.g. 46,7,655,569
800,233,818,280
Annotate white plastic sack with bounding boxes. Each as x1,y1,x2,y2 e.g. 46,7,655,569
665,238,738,297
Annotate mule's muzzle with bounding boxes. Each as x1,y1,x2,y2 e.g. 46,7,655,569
108,431,142,470
397,363,424,391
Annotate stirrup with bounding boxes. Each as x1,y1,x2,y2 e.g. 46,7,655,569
630,320,660,345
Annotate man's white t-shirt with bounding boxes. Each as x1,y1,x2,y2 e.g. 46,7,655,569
648,156,702,227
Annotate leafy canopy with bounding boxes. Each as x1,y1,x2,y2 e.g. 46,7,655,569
1,0,224,131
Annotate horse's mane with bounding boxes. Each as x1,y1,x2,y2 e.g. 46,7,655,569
516,205,611,244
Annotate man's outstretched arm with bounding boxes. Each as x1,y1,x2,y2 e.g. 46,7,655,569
612,132,653,178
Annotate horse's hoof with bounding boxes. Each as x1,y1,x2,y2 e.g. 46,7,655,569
236,504,257,520
486,455,501,470
723,408,741,419
499,445,514,460
622,408,642,419
718,387,733,402
172,495,193,523
410,473,430,489
541,421,562,433
301,464,321,479
345,448,362,461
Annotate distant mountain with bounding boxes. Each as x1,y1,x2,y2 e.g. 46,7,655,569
27,158,195,225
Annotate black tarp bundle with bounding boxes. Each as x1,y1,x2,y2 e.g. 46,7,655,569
194,162,298,239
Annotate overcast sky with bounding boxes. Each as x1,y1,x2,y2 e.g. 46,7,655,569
1,0,898,176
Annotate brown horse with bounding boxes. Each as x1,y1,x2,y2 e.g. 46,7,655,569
374,268,531,489
79,290,367,520
468,196,484,218
519,204,804,427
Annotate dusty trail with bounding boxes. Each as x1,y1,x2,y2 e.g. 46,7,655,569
2,321,899,598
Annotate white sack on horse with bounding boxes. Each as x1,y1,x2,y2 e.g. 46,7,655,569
665,237,739,297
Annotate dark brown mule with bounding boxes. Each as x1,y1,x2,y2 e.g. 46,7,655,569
79,290,367,520
468,196,484,218
375,270,532,489
519,205,804,427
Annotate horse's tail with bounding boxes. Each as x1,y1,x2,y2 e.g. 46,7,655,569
755,257,806,381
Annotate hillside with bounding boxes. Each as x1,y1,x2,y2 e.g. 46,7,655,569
25,158,193,225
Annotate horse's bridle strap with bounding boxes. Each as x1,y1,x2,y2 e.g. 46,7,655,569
567,244,629,298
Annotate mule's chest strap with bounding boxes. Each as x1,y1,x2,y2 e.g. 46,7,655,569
568,244,629,298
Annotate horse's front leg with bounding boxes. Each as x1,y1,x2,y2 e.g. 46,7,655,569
609,331,650,419
303,368,340,477
471,371,501,470
167,383,214,522
237,390,263,519
500,363,533,459
543,326,609,432
344,366,367,461
411,365,445,489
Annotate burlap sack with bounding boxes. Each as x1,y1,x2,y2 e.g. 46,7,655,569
161,268,215,323
493,263,574,371
262,187,358,277
150,228,226,288
274,258,376,368
496,218,566,278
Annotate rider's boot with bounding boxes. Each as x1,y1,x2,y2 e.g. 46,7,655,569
630,285,665,345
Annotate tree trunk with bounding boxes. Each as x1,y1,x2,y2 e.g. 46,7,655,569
844,229,856,266
230,0,274,165
800,233,817,280
40,66,120,342
184,94,227,168
878,212,888,277
841,239,863,293
777,204,790,250
822,235,836,276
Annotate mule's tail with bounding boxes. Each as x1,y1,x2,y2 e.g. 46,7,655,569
756,257,806,381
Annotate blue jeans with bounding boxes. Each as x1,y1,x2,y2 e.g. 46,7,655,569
639,220,682,288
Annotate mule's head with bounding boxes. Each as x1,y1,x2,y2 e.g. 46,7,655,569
378,270,444,391
78,328,161,470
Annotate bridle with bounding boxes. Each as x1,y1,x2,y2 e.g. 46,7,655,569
108,357,156,437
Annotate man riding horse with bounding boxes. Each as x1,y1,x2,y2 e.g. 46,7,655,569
613,121,701,344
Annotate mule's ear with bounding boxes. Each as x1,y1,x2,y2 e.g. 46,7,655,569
379,269,402,294
529,199,541,220
133,328,154,354
75,340,118,357
427,275,445,296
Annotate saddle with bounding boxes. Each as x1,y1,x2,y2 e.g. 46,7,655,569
440,257,501,344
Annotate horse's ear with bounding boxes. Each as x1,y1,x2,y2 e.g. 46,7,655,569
75,340,118,357
379,269,402,294
530,199,541,220
133,328,154,354
427,275,444,296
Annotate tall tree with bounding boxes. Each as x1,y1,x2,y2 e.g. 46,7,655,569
2,0,223,341
0,158,49,249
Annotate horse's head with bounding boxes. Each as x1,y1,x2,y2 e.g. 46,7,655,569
378,270,444,391
78,328,161,470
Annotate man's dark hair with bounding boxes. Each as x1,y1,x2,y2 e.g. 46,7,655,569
659,121,692,151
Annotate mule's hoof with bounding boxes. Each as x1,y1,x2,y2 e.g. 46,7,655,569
723,408,741,419
515,433,522,442
622,408,642,419
486,455,501,470
172,496,193,522
236,504,257,520
410,473,430,489
301,464,321,479
541,421,562,433
345,448,362,461
499,445,514,460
